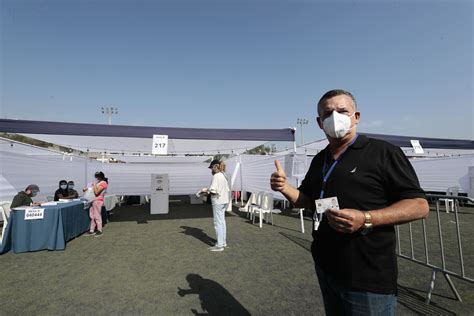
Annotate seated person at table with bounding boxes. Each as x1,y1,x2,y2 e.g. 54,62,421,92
66,181,79,199
54,180,69,201
11,184,42,208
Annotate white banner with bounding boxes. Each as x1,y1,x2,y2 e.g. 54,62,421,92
24,208,45,220
152,135,169,155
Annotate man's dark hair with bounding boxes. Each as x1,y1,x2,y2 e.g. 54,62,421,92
317,89,357,115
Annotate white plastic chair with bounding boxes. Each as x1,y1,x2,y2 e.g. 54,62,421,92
0,202,11,220
252,193,278,228
239,192,254,214
292,208,306,233
249,192,264,220
0,205,8,245
439,186,459,213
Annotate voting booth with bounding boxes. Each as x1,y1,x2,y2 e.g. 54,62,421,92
150,174,169,214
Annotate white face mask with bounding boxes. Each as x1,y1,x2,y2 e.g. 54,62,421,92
322,111,355,139
60,185,67,190
68,185,74,190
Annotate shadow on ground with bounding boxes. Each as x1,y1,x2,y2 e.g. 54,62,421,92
280,232,312,252
178,273,251,315
180,226,216,246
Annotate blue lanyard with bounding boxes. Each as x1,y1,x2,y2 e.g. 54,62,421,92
319,134,358,199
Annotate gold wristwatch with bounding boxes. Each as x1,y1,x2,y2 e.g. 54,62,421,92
361,211,373,235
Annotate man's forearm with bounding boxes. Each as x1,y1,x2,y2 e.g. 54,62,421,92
369,198,429,227
280,185,314,209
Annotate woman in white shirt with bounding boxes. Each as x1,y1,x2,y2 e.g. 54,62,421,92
204,159,230,252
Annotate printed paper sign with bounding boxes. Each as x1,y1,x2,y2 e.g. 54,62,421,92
410,139,424,154
292,154,307,178
24,208,45,220
152,135,168,155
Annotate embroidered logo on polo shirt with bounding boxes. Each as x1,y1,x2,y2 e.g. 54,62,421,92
350,167,357,174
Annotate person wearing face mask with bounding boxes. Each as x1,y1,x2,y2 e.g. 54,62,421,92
270,89,429,315
66,181,79,199
11,184,42,208
84,171,108,237
199,160,230,252
54,180,69,201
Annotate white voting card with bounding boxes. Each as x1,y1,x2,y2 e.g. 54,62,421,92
315,196,340,214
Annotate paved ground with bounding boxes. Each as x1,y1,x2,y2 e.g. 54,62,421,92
0,197,473,315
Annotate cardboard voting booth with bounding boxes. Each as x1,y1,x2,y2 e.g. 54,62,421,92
150,174,169,214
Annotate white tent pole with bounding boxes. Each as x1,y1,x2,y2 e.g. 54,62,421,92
230,160,241,202
84,158,88,187
239,154,244,206
292,127,297,153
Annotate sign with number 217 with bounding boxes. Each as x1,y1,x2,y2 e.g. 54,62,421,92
152,135,168,155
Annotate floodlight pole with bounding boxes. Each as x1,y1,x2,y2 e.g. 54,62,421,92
101,106,119,125
296,118,308,145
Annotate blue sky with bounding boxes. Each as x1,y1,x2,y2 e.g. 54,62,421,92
1,0,473,145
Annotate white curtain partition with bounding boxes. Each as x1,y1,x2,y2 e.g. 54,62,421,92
98,162,210,196
1,151,90,201
410,155,474,193
226,154,474,200
0,148,212,201
225,154,301,201
1,143,473,202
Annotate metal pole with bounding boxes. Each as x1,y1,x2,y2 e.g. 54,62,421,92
453,200,466,277
396,225,401,255
444,273,462,302
422,219,429,264
435,200,447,270
426,269,437,304
301,122,304,144
409,222,415,260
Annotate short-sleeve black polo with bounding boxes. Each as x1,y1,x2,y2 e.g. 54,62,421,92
298,134,426,294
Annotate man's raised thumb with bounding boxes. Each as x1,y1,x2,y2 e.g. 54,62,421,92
274,160,284,173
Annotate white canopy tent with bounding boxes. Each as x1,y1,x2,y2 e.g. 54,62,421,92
1,118,295,155
0,119,295,201
1,120,472,203
20,134,267,155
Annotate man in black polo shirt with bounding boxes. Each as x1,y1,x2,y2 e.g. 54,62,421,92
270,89,428,315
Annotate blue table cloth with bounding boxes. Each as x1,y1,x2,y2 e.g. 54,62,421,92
0,201,90,254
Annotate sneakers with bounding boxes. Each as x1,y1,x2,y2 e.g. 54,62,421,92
84,231,96,236
94,231,103,237
209,246,224,252
208,243,228,249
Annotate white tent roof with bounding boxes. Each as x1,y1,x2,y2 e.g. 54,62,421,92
109,155,213,163
277,134,474,157
22,134,265,155
0,119,295,155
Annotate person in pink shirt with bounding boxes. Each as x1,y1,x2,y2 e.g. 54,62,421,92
84,171,108,237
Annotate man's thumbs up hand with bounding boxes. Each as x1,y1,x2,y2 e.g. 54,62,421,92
271,160,288,192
